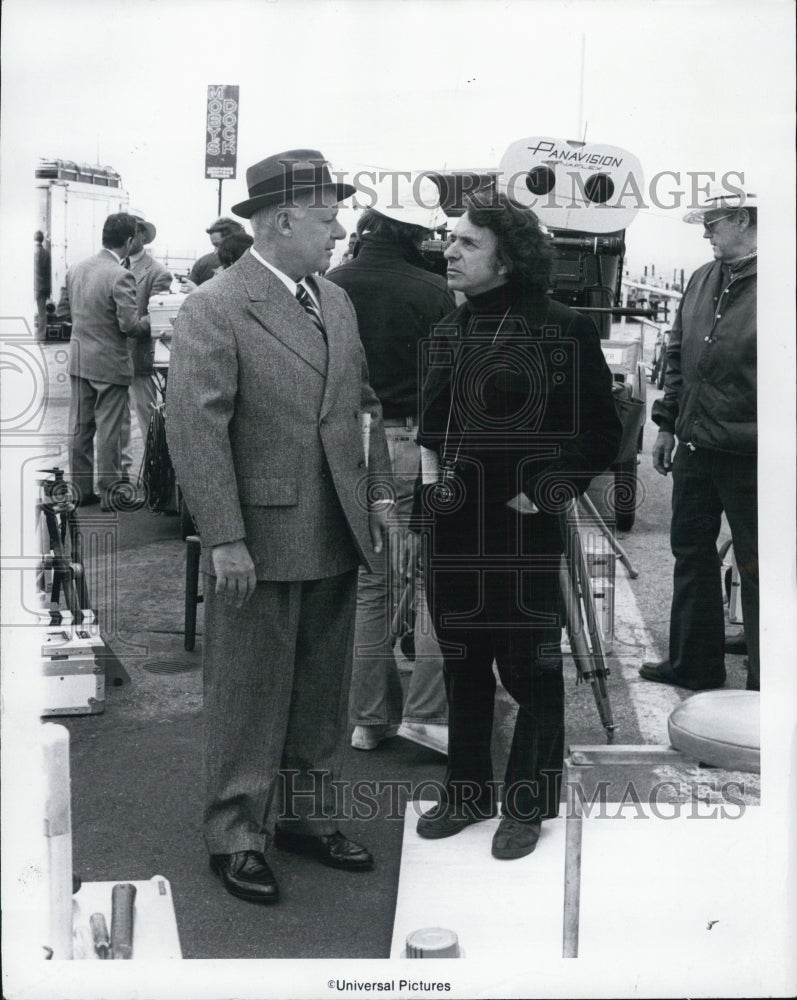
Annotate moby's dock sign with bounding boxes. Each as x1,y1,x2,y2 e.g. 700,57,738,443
205,84,239,180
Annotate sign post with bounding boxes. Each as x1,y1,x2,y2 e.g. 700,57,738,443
204,85,239,215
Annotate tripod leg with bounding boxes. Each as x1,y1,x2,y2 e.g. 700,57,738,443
67,512,91,611
579,493,639,578
43,507,75,617
570,508,609,672
562,509,616,742
559,560,591,681
390,579,413,640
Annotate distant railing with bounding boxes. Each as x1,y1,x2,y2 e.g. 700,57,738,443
618,278,682,334
153,254,195,279
621,278,683,300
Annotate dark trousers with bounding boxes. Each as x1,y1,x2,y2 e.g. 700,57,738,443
202,569,359,854
669,445,759,689
428,566,564,821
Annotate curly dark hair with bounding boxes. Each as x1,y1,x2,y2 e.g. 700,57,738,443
464,190,552,295
216,231,254,268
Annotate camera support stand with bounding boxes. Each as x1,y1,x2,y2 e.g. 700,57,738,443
559,500,616,743
579,491,639,579
37,468,90,622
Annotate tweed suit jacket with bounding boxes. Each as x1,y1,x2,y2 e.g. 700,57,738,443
129,252,173,375
166,250,391,581
58,249,150,386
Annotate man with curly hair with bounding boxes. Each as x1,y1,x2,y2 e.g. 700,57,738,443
411,191,621,859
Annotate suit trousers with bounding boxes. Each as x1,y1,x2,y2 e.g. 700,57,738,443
669,444,759,689
68,375,128,496
120,373,159,476
428,564,565,821
202,568,359,855
349,428,447,728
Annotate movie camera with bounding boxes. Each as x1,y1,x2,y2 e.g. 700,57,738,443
422,137,652,532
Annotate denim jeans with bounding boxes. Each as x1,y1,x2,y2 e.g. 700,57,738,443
349,427,447,727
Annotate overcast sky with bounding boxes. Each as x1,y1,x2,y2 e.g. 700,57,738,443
2,0,794,282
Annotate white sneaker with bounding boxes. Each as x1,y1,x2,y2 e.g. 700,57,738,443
397,722,448,756
351,724,399,751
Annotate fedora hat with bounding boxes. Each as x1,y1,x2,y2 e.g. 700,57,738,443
232,149,356,218
133,215,157,244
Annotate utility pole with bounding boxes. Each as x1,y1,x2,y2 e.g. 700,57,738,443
577,34,586,140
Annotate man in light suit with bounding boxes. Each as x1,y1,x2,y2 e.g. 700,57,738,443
166,149,392,905
57,212,151,506
120,216,173,480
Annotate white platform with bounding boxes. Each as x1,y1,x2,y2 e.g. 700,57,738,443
391,801,765,962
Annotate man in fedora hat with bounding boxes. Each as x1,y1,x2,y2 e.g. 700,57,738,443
167,149,392,904
641,189,759,692
120,216,173,481
326,174,453,757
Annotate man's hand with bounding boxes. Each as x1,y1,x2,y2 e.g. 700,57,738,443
211,539,256,607
368,507,389,554
652,430,676,476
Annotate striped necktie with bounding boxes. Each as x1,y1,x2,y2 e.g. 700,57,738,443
296,283,326,340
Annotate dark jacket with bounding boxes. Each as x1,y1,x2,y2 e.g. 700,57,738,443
34,243,51,296
128,252,173,375
189,250,220,286
413,279,622,558
326,238,455,419
652,256,756,454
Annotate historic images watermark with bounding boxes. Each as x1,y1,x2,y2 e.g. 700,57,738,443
268,155,748,214
277,771,749,823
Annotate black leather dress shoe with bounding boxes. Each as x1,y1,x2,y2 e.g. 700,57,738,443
639,659,725,691
491,817,542,859
416,801,496,840
210,850,280,903
273,829,374,871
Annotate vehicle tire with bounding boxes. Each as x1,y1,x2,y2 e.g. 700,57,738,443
612,458,637,532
